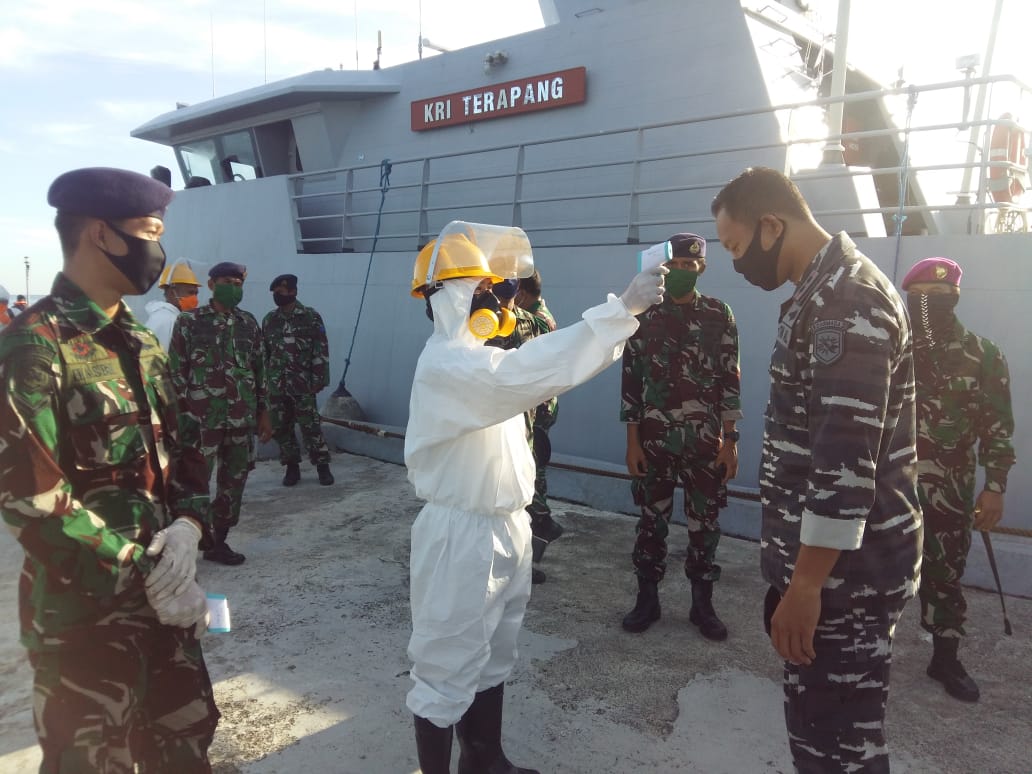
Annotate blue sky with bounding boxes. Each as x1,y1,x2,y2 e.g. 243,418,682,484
2,0,1029,298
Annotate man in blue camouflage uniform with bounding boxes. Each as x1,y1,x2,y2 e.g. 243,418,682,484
901,256,1015,703
713,167,922,773
515,271,565,551
620,233,742,640
169,262,272,566
262,273,334,487
0,167,219,772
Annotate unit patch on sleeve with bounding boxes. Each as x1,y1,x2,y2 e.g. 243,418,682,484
812,319,845,365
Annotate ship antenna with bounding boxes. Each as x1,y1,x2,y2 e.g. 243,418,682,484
418,0,423,60
354,0,359,70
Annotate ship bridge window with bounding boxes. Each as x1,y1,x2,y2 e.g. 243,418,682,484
174,129,262,185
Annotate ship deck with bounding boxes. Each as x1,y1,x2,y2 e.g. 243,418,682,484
1,452,1029,773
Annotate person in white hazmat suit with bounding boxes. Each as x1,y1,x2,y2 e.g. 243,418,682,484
405,222,667,774
144,258,202,349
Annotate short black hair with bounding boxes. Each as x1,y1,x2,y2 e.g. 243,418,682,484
710,167,811,225
518,270,543,299
53,213,93,258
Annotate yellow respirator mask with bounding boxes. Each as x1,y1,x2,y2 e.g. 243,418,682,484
469,291,517,339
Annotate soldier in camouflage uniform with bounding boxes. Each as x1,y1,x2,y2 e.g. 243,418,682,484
262,273,334,487
0,167,219,772
169,261,272,566
901,257,1015,703
713,167,921,773
516,271,564,548
620,233,742,640
487,278,547,584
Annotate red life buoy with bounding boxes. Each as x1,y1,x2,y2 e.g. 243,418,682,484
988,113,1027,203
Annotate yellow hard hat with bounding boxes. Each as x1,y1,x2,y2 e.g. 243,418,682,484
411,233,504,298
158,260,201,289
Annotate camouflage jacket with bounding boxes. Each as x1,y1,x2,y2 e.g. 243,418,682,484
261,302,331,398
524,298,559,426
620,292,742,458
0,273,210,652
913,320,1015,513
168,302,266,438
761,234,921,608
486,306,539,435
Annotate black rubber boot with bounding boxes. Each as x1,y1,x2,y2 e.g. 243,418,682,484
413,715,453,774
455,684,540,774
203,526,245,566
689,579,728,641
927,635,980,702
282,463,301,487
316,462,335,486
531,568,546,585
621,577,661,633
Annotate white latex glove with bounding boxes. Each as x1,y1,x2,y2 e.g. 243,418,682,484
619,264,668,315
145,517,202,603
151,579,208,629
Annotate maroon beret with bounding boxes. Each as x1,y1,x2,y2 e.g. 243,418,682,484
47,167,174,220
901,257,962,290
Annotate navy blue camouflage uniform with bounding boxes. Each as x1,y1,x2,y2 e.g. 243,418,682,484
760,234,922,773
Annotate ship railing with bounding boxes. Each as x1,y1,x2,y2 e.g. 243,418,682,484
287,73,1030,252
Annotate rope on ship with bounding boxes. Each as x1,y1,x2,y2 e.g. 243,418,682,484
332,158,392,398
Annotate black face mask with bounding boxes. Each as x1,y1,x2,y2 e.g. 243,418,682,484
733,219,786,291
907,293,958,349
273,292,296,307
100,221,167,295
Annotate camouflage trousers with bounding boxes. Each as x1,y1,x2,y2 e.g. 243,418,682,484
29,618,219,773
526,423,553,527
270,393,330,466
919,505,974,638
764,586,903,773
631,443,723,583
200,427,254,530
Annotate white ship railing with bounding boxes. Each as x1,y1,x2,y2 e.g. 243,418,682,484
287,74,1030,253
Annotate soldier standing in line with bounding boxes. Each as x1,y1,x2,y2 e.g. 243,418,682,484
901,257,1015,703
11,295,28,316
619,233,742,640
712,167,921,773
487,278,546,584
0,167,219,770
169,261,272,566
515,271,565,553
262,273,334,487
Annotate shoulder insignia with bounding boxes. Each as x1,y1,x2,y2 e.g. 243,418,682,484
813,319,845,365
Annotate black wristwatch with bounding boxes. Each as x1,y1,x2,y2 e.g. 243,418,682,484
723,430,740,442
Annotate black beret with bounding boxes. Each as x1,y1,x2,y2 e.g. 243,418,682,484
209,262,248,280
668,232,707,259
47,167,174,219
270,274,298,291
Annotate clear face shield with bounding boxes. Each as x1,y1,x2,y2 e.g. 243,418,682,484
422,221,535,291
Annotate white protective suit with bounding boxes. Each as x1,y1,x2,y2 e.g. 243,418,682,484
144,299,181,351
405,277,640,727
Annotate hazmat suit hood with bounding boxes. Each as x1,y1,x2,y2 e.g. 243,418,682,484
428,277,483,349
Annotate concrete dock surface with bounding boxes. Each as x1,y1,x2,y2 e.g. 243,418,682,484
1,453,1029,773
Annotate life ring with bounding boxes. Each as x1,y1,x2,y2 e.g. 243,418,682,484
988,113,1027,204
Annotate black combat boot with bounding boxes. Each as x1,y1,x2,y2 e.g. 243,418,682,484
530,513,564,544
689,579,728,641
455,684,540,774
413,715,453,774
621,576,661,633
531,568,546,585
927,635,980,702
203,526,246,566
530,534,549,563
282,463,301,487
316,463,335,486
